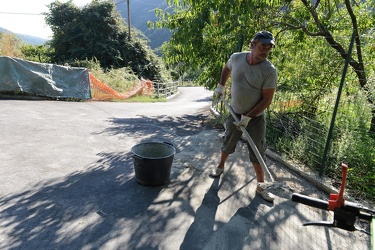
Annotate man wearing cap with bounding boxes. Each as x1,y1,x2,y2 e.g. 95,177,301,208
211,31,277,202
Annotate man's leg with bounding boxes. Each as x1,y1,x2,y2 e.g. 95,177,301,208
244,116,273,201
218,151,229,169
253,162,274,202
210,151,229,177
210,115,240,177
252,162,264,182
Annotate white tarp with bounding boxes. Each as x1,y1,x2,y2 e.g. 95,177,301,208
0,56,91,99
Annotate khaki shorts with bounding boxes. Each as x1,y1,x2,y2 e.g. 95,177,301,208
221,114,267,164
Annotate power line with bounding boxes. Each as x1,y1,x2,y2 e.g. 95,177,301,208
0,12,44,16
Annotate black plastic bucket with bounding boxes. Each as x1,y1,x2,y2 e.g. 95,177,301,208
131,142,175,186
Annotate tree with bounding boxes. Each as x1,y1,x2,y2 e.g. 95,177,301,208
274,0,375,132
153,1,278,87
271,31,344,117
45,0,163,81
154,0,375,132
20,44,53,63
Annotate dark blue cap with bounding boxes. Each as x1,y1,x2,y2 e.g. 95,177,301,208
252,31,275,46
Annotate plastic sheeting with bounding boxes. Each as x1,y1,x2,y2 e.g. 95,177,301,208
0,56,91,99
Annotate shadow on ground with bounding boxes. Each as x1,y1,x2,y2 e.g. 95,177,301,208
0,112,363,249
0,113,215,249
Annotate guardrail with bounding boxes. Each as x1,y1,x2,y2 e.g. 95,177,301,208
153,81,179,98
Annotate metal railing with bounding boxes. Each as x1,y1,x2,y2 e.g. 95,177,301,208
153,81,179,98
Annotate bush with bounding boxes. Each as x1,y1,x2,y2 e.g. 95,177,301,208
267,88,375,201
74,59,138,93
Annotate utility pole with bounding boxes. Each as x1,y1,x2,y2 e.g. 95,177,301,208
116,0,131,40
127,0,131,40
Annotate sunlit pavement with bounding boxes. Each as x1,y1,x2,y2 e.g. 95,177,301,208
0,87,370,249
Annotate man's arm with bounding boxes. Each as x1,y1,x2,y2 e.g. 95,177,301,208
214,65,232,98
245,88,275,118
218,65,231,86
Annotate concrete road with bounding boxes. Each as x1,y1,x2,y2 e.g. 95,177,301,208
0,87,371,249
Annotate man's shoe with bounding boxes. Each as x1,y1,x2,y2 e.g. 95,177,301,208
209,167,224,178
256,187,275,202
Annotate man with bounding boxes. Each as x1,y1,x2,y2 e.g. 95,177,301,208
211,31,277,202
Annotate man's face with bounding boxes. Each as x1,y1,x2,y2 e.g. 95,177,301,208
251,40,273,61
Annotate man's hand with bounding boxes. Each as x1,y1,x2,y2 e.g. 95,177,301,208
214,84,225,98
234,115,251,130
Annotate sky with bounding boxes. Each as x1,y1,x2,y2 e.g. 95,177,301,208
0,0,94,39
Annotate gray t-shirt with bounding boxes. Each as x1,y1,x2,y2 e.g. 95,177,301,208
226,52,277,115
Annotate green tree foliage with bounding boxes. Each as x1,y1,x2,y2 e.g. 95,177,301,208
155,0,375,131
45,0,163,81
271,31,343,117
20,44,53,63
273,0,375,132
154,0,277,88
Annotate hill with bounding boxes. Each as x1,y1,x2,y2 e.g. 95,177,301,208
0,27,47,45
115,0,171,50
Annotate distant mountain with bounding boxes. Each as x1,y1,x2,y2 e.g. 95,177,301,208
0,27,47,45
115,0,171,50
16,34,48,45
1,0,171,48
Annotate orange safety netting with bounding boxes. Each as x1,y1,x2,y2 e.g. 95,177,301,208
89,72,154,100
